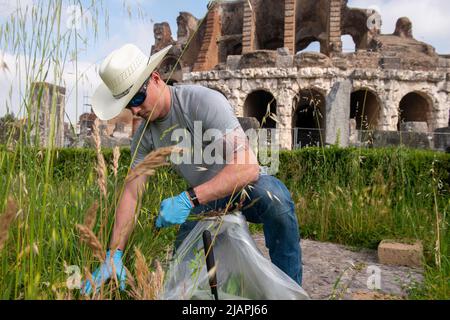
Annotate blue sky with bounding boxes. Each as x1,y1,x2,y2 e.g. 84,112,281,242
0,0,449,125
82,0,211,63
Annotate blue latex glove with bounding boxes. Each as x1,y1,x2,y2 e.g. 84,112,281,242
156,192,193,228
81,249,126,295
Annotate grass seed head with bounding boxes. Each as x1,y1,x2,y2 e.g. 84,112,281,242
76,224,105,261
113,146,120,178
129,247,165,300
0,197,18,251
126,146,182,182
84,201,99,230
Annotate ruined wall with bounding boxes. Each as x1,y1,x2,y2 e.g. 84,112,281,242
183,67,449,149
193,3,222,71
31,82,66,148
152,22,176,53
154,0,449,149
295,0,329,52
218,1,243,63
152,11,205,77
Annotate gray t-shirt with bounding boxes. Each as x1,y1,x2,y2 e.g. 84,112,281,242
130,85,241,187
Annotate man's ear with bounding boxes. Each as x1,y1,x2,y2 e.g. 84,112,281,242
151,71,161,82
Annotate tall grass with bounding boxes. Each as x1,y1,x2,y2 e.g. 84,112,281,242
2,145,447,299
0,144,185,299
277,147,449,299
0,0,188,300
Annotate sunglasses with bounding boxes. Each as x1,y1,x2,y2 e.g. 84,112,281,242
126,78,150,108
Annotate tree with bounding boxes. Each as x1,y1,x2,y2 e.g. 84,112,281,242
0,113,20,145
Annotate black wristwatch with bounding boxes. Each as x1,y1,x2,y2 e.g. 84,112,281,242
187,187,200,207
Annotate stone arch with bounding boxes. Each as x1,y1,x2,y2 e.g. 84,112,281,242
292,88,326,147
296,37,327,54
351,88,382,130
253,0,285,50
398,91,433,132
295,0,329,53
341,35,356,53
341,8,375,51
243,90,277,129
296,40,321,53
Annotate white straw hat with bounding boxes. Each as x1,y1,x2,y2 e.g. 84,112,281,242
92,44,172,121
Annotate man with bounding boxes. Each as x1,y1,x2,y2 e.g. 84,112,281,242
83,44,302,295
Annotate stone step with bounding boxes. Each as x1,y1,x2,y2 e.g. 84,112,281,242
378,240,423,268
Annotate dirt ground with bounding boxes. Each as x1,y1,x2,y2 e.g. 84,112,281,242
252,235,424,300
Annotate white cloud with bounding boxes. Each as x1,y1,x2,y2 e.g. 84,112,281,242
0,52,29,118
0,0,115,124
61,59,103,124
0,51,102,124
0,0,35,18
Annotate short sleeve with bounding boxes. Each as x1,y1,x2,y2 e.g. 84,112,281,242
130,123,154,169
192,88,241,134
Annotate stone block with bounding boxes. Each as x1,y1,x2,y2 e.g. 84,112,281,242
238,50,278,69
380,57,401,69
367,131,433,150
438,58,450,68
277,47,290,56
434,127,450,152
295,52,332,68
332,57,350,70
444,81,450,93
276,55,293,68
325,80,351,147
378,240,423,268
227,55,241,70
400,121,429,133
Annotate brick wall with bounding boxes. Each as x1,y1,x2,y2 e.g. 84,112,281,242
193,4,221,72
284,0,296,54
327,0,342,54
242,0,255,53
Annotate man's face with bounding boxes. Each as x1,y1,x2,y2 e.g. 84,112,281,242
128,73,165,121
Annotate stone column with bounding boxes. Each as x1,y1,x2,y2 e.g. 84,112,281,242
276,87,295,150
242,0,255,53
31,82,66,148
284,0,296,54
326,0,343,55
325,80,351,147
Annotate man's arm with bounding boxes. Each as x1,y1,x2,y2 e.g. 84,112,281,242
193,129,259,205
109,174,148,251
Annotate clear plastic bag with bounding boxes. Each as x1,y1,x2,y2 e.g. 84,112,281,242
160,212,310,300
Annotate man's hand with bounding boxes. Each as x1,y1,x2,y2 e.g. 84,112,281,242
156,192,193,228
81,249,126,295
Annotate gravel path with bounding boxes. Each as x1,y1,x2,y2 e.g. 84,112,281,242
252,234,424,300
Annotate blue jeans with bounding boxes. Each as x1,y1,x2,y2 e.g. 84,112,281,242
174,175,303,285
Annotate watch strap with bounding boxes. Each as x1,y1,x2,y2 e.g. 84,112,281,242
187,187,200,207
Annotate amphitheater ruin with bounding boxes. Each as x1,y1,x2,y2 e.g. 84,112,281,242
147,0,450,151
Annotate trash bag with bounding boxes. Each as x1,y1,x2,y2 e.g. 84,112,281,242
160,212,310,300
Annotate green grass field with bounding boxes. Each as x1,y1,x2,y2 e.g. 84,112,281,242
0,146,448,300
